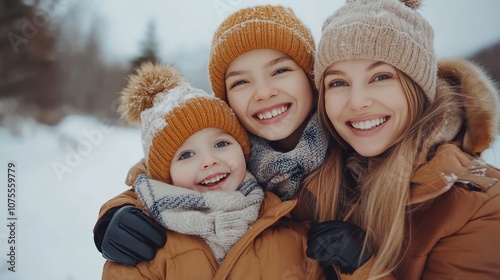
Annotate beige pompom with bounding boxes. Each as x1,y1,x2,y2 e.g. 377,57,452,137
118,61,186,125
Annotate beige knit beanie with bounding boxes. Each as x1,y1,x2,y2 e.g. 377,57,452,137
118,62,250,184
209,5,316,103
315,0,436,102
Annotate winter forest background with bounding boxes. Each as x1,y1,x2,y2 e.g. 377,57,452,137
0,0,499,279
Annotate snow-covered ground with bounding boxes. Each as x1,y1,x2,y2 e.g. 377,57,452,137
0,114,499,280
0,115,143,280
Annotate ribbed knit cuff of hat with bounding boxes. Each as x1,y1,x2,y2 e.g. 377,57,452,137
209,5,315,102
314,0,437,102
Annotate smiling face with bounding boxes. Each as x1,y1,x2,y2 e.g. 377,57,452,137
322,59,409,157
169,128,246,192
224,49,313,147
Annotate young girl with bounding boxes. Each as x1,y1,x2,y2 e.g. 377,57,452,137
95,5,329,265
208,4,329,201
305,0,500,279
102,62,325,279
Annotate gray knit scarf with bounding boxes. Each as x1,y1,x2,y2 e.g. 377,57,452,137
247,113,329,200
134,172,264,264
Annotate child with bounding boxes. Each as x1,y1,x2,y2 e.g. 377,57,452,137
94,5,330,265
209,4,328,201
305,0,500,279
102,62,325,279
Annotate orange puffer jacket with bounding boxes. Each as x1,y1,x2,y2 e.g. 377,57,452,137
101,192,326,280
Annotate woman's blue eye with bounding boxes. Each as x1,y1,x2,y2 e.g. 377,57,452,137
179,151,194,160
273,67,291,76
374,73,392,81
215,141,229,148
328,80,347,88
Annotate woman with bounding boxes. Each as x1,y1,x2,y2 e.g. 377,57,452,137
305,0,500,279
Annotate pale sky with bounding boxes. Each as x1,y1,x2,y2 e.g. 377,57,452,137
77,0,500,63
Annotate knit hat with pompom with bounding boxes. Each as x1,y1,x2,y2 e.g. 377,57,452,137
315,0,437,102
118,62,250,183
209,5,316,103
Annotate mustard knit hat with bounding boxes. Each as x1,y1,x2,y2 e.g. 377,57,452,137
118,62,250,183
315,0,436,101
209,5,316,102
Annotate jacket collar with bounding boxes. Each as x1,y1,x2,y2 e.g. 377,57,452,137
215,192,297,277
409,143,498,205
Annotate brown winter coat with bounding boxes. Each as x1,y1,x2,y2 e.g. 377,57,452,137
101,191,325,280
336,59,500,280
395,60,500,279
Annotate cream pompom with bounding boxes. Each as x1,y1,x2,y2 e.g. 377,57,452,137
118,61,186,125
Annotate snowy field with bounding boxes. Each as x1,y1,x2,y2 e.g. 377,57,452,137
0,114,499,280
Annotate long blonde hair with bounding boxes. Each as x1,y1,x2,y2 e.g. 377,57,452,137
303,69,451,279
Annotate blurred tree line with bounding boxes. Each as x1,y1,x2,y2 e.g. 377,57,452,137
1,0,62,124
469,41,500,87
1,0,124,124
0,0,210,126
0,0,498,126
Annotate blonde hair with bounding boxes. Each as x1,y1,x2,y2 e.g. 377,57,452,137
303,69,453,279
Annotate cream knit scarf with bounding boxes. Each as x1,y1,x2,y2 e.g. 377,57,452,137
134,172,264,264
247,113,329,200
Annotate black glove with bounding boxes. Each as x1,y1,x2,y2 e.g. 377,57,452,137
306,220,372,274
94,205,166,266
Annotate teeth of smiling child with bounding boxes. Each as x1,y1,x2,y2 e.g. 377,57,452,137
201,174,227,185
257,106,288,120
351,117,386,130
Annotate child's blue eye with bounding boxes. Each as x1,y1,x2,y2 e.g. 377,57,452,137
179,151,195,160
214,141,230,148
230,80,247,89
373,73,392,81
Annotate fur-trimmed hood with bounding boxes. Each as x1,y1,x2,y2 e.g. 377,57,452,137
409,58,500,205
437,58,499,154
413,58,499,166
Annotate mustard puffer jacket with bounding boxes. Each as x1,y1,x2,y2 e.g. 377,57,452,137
101,192,325,280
